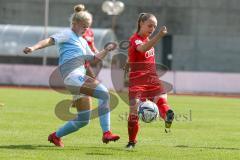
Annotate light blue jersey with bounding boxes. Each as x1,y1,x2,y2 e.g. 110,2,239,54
49,29,115,139
50,29,94,78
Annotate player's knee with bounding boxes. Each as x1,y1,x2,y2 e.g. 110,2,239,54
128,114,139,124
95,84,110,101
74,110,90,127
156,96,167,105
74,97,92,111
103,91,110,101
80,120,90,127
129,106,138,115
100,92,110,102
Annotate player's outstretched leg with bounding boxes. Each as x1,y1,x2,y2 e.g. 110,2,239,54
154,95,174,130
92,83,120,143
48,109,90,147
50,75,120,146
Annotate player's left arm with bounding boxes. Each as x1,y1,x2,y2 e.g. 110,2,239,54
137,26,167,53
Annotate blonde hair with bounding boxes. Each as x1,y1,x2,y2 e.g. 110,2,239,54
70,4,92,26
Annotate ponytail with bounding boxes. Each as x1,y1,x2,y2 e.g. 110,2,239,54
136,13,156,33
137,13,145,33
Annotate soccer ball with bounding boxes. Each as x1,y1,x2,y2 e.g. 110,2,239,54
137,100,159,123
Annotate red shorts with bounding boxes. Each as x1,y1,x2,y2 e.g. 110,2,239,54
128,84,165,100
129,70,163,96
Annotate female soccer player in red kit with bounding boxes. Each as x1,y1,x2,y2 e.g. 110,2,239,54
126,13,174,149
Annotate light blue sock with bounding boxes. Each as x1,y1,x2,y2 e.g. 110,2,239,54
93,84,110,133
56,83,110,137
56,110,90,138
98,99,110,132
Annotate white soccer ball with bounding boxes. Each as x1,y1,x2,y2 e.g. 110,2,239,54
138,100,159,123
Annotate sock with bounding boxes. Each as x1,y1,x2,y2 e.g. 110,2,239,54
128,114,139,142
156,97,170,120
93,83,110,133
56,110,90,138
98,99,110,132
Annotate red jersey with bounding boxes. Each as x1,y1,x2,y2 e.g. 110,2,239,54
128,33,163,99
128,32,157,79
128,33,155,64
83,28,97,53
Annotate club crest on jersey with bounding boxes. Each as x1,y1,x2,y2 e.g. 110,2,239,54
145,48,154,58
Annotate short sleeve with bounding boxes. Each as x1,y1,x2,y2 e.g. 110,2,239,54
130,37,143,51
50,30,70,44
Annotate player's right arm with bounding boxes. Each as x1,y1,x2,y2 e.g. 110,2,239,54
23,37,55,54
136,26,168,53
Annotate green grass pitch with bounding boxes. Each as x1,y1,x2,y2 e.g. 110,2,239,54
0,87,239,160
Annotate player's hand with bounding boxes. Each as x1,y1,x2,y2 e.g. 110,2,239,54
23,47,34,54
159,26,168,37
104,42,117,52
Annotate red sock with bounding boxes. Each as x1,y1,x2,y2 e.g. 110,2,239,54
156,97,170,120
128,114,139,143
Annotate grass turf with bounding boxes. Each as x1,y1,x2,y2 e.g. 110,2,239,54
0,88,240,160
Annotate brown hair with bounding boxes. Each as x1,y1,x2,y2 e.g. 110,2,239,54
137,13,156,33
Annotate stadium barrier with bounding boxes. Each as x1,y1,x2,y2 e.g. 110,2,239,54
0,64,240,94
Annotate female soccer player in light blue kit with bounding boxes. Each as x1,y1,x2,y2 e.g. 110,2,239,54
23,5,120,147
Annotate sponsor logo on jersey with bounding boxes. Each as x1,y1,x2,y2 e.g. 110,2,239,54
145,48,154,58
